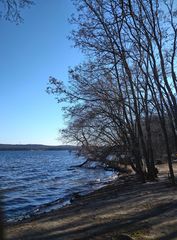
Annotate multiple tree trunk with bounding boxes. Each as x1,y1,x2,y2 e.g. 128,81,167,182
48,0,177,184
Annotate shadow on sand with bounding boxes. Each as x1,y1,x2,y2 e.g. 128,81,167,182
5,177,177,240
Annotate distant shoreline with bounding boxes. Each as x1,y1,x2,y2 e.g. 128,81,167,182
0,144,78,151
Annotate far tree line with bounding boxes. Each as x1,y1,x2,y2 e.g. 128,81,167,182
48,0,177,184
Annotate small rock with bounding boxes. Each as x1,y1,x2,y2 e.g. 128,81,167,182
70,192,81,202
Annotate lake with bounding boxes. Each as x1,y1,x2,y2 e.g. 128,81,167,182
0,150,117,222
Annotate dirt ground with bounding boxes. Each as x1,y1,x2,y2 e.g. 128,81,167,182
4,163,177,240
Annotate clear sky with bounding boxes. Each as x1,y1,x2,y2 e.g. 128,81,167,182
0,0,83,145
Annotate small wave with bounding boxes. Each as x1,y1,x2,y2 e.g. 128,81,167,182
106,173,118,181
1,150,116,222
2,185,27,194
5,197,31,207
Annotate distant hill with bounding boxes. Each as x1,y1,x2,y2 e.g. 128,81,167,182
0,144,79,151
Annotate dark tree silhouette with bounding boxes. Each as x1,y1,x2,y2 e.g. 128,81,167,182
48,0,177,184
0,0,34,23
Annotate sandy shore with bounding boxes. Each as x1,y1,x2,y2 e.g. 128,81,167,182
4,163,177,240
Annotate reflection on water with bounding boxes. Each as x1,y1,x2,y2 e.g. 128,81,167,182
0,150,117,222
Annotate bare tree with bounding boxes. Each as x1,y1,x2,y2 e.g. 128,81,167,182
48,0,177,183
0,0,34,23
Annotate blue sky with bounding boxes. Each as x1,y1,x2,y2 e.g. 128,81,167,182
0,0,83,145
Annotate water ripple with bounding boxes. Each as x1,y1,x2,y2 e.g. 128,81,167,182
0,150,117,222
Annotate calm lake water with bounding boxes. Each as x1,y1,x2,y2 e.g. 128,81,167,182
0,150,116,222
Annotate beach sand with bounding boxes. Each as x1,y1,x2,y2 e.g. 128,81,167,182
4,163,177,240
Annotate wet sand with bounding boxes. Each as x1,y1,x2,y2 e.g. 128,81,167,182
4,163,177,240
